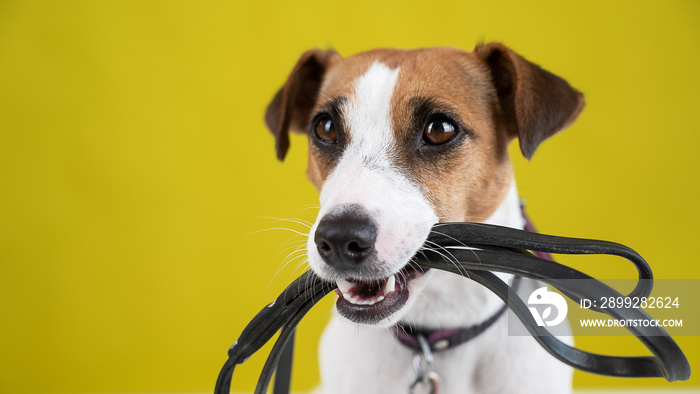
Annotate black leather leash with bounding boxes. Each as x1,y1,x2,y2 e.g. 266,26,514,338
214,222,691,394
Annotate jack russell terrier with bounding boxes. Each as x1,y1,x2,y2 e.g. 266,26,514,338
264,42,584,394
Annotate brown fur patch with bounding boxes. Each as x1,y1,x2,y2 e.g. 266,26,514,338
386,48,515,222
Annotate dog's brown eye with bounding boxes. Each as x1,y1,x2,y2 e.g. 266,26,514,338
315,117,337,143
424,119,456,145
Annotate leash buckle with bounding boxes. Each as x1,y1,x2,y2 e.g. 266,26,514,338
409,335,441,394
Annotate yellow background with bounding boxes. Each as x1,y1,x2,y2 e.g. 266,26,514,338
1,1,698,393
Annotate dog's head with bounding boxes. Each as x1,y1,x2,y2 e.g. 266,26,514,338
265,44,584,326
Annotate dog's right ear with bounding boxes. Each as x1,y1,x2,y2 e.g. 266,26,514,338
474,42,585,160
265,49,339,161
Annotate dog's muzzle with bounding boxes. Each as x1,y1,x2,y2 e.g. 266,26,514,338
312,203,423,324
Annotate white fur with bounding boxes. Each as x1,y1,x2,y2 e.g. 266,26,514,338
310,63,573,394
307,62,438,314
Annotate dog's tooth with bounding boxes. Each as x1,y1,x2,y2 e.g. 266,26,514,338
336,279,353,294
377,295,385,302
342,293,353,302
384,275,396,295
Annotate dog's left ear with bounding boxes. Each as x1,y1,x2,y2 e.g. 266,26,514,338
474,42,585,159
265,49,339,161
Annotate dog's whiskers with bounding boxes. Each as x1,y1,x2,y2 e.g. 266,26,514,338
295,205,321,215
269,250,308,288
249,226,309,238
427,229,470,249
277,239,308,257
282,249,308,271
432,214,492,223
251,217,316,287
260,216,313,229
427,229,484,271
420,242,471,279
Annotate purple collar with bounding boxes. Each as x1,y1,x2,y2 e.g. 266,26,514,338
393,299,511,352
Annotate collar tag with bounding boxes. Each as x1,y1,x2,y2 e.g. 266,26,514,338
409,335,441,394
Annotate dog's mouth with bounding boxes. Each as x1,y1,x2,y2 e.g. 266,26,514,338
334,266,425,324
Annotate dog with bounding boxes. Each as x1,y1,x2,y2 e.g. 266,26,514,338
264,43,584,394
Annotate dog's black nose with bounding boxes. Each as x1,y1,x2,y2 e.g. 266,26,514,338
314,205,377,270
